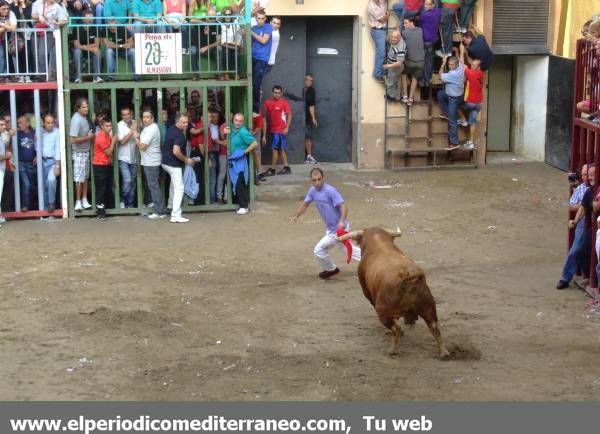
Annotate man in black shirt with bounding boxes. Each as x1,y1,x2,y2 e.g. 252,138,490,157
102,19,137,81
304,73,318,164
161,113,195,223
462,31,494,71
71,9,102,83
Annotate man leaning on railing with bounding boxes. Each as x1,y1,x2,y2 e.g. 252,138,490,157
0,0,17,80
32,0,68,81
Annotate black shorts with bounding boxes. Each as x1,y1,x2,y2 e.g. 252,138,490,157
305,123,314,140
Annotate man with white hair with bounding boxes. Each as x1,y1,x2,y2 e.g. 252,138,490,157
383,29,406,101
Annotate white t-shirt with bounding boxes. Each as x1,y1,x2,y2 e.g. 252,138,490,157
31,1,68,30
117,120,138,164
139,123,161,167
268,29,279,65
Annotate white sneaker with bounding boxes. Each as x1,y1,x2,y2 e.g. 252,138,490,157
0,217,5,223
182,48,189,55
463,141,476,150
120,202,125,209
17,76,25,83
236,208,249,215
74,200,83,211
93,76,104,83
74,78,81,83
307,155,318,164
457,118,469,127
148,213,166,220
81,199,92,209
24,76,32,83
170,216,189,223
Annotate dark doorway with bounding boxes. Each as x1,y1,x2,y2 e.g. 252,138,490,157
545,55,574,171
262,16,353,164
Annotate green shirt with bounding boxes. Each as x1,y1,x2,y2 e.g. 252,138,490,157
230,125,255,154
213,0,232,12
191,4,208,17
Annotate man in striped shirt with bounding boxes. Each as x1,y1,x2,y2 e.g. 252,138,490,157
367,0,389,82
383,30,406,101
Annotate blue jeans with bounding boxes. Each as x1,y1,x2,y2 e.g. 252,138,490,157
462,102,482,125
166,25,189,50
422,42,434,85
18,161,37,210
561,220,591,282
133,21,165,34
437,90,463,145
42,159,57,208
0,44,6,75
72,47,101,80
105,47,136,79
459,0,478,28
440,6,456,55
252,58,269,112
370,28,386,79
208,151,219,204
118,161,137,207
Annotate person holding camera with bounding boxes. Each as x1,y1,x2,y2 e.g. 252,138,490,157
557,164,592,289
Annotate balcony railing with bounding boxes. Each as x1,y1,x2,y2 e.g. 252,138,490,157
64,15,250,83
573,39,600,120
0,22,58,83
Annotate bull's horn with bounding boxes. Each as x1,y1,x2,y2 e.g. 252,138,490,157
337,230,364,242
383,227,403,238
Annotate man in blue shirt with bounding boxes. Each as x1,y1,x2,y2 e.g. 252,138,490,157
103,0,130,24
131,0,164,33
251,9,272,112
437,55,464,150
16,115,36,212
40,113,61,213
290,168,361,279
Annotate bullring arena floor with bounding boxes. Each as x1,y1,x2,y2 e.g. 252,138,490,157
1,158,599,400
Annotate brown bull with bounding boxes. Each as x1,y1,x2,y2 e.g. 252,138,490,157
338,227,450,358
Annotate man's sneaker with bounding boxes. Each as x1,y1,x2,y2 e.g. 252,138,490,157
74,200,83,211
457,118,469,127
0,217,6,223
277,166,292,175
73,78,81,83
24,76,32,83
81,199,92,209
439,113,449,120
261,168,276,177
435,49,447,58
556,280,569,290
93,76,104,83
17,76,25,83
182,48,189,55
257,173,267,181
319,267,340,280
148,213,166,220
170,216,189,223
306,154,318,164
463,141,476,150
236,207,249,215
445,144,460,151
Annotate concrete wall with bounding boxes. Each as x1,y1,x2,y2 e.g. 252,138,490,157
511,56,549,161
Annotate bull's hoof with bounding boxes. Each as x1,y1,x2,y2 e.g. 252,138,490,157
439,348,451,360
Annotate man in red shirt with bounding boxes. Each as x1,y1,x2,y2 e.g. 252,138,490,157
459,43,484,150
261,85,293,176
92,118,116,220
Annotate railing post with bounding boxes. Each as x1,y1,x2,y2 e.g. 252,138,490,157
10,90,21,212
34,90,44,211
202,85,210,206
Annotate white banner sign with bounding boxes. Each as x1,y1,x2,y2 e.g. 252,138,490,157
134,33,182,75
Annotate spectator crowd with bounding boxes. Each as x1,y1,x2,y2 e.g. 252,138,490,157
368,0,493,150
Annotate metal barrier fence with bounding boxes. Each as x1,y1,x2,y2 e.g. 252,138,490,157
63,84,254,218
569,39,600,296
65,15,249,82
0,23,58,83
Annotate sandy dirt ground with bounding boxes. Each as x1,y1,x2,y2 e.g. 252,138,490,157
1,160,600,401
